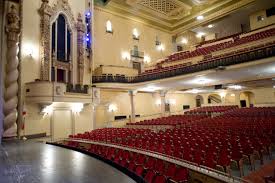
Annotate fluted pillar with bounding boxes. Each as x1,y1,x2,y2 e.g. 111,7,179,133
160,91,167,116
129,90,137,123
3,5,20,137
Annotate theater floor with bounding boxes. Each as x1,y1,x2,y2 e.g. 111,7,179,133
0,140,135,183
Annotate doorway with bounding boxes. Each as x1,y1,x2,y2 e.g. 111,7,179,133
52,110,72,140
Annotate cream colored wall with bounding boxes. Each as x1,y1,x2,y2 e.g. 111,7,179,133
21,0,93,136
166,93,196,112
95,90,197,128
75,104,94,134
93,7,173,69
176,31,201,50
250,10,275,30
24,103,93,136
24,103,51,136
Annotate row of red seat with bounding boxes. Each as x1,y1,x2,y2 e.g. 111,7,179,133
126,114,209,126
65,142,189,183
185,106,238,114
158,27,275,65
69,107,275,178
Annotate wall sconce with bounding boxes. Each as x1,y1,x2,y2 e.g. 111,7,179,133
155,36,161,46
71,103,84,114
108,104,118,112
122,51,130,61
181,38,188,44
157,44,165,51
23,43,34,58
144,55,151,63
156,99,161,106
219,92,226,98
196,32,205,38
132,28,139,40
41,104,53,118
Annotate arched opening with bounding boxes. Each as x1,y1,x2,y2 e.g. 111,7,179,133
225,93,236,104
51,14,72,83
208,94,222,104
240,91,255,107
195,95,204,107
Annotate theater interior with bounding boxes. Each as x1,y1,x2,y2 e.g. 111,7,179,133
1,0,275,182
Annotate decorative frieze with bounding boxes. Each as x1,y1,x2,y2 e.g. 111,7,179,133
39,0,52,81
76,13,85,84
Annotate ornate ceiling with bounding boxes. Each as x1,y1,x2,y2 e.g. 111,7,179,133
95,0,256,34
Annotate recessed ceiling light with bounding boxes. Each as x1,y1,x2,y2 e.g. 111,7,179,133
197,15,204,20
207,24,213,28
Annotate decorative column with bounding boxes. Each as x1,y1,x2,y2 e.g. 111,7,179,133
39,0,52,81
3,5,20,136
129,90,137,123
235,92,241,107
76,13,85,84
160,91,167,116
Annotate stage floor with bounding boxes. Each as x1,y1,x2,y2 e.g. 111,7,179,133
0,140,135,183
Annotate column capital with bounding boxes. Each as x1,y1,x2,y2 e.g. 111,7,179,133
159,90,168,97
5,5,20,45
128,90,138,96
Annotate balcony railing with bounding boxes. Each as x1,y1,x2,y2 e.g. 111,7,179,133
92,43,275,84
66,84,89,94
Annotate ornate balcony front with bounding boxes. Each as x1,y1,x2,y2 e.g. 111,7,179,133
25,81,93,104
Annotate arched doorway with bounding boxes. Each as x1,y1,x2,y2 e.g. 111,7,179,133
195,95,204,107
240,91,255,107
208,94,222,104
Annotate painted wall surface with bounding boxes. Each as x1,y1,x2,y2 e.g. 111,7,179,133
250,10,275,30
93,7,173,69
95,90,197,128
24,103,93,137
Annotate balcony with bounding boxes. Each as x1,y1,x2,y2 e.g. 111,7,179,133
25,81,93,104
92,43,275,84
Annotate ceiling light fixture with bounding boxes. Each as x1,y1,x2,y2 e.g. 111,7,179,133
196,32,205,38
207,24,213,28
197,15,204,20
228,85,242,90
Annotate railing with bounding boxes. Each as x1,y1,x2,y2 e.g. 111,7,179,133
66,84,89,94
50,138,251,183
93,44,275,84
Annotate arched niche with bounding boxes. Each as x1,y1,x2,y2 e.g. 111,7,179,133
208,94,222,104
240,91,255,107
195,95,204,107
